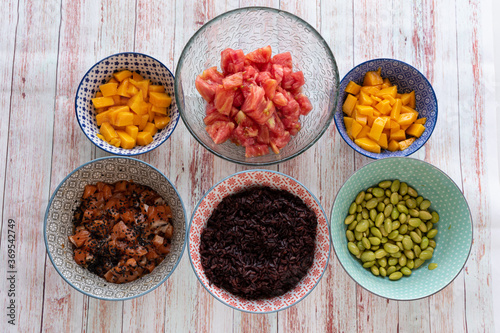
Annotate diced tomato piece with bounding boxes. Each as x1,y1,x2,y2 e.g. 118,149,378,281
281,67,294,90
291,71,306,90
229,107,239,118
241,85,265,112
271,64,284,84
233,90,244,107
282,118,302,135
246,99,275,125
271,130,291,149
205,102,217,115
245,45,272,63
273,92,288,106
214,85,235,116
255,61,272,73
195,76,217,102
200,66,224,84
295,93,313,115
206,121,235,144
203,112,230,126
221,48,245,75
222,72,243,90
243,65,258,82
266,113,285,137
271,52,293,69
231,124,257,147
279,98,300,119
262,79,278,100
245,144,270,157
256,71,272,85
256,125,270,144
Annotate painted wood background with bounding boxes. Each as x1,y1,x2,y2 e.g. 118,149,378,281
0,0,496,332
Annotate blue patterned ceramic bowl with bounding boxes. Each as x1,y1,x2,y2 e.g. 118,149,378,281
331,157,472,300
334,59,437,159
75,52,179,155
44,157,187,300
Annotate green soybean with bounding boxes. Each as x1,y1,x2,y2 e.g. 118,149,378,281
399,213,407,224
404,250,415,260
348,242,360,255
355,191,365,204
375,212,385,227
361,251,376,262
399,224,408,235
418,222,428,233
409,209,420,217
408,218,422,228
370,209,377,222
390,192,399,205
427,229,438,239
384,204,393,218
349,202,357,215
399,182,408,195
402,236,413,250
345,214,355,225
379,180,392,189
428,263,438,270
410,231,422,244
416,196,424,206
407,259,415,269
419,250,434,260
362,237,371,250
384,243,399,254
378,258,387,267
346,230,355,242
391,179,400,192
414,258,425,269
414,245,421,258
401,267,412,276
380,267,387,277
419,199,431,210
419,210,432,220
371,265,380,276
386,266,397,275
389,272,403,280
388,230,399,240
377,202,385,212
406,198,417,209
362,208,369,219
375,249,387,259
408,187,418,197
430,211,440,223
356,220,369,232
363,261,376,268
354,230,363,241
372,187,385,198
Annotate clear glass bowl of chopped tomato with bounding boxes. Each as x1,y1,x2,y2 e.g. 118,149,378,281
175,7,339,165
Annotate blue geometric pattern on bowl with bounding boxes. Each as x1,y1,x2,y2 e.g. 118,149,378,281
333,58,438,159
330,157,472,300
75,52,179,156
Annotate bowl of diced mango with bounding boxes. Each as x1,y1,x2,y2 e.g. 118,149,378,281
333,58,437,159
75,52,179,155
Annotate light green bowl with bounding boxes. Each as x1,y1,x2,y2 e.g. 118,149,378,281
330,157,473,300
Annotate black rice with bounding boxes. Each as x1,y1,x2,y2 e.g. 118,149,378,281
200,186,317,300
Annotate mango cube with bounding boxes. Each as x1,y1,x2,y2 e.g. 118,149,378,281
399,137,416,151
116,130,136,149
114,111,134,127
355,137,381,153
154,116,170,129
345,81,361,95
390,99,402,120
128,91,146,114
406,124,425,138
132,71,144,81
342,94,358,116
149,85,165,93
363,69,384,86
100,122,118,141
125,125,139,140
358,91,374,106
388,140,400,152
390,129,406,142
351,121,363,139
99,83,118,97
143,122,158,136
117,78,130,97
113,70,133,82
152,105,168,115
374,99,392,115
149,92,172,108
368,117,387,142
92,97,115,109
136,131,154,146
378,133,388,150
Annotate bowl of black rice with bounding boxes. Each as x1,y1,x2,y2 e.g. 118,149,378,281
188,169,331,313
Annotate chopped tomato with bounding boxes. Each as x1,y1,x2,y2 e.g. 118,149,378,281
295,93,313,115
200,66,224,84
222,72,243,90
206,121,235,144
221,48,245,75
196,75,218,102
262,79,278,100
214,85,235,116
245,45,272,63
241,85,265,112
245,144,270,157
271,52,293,69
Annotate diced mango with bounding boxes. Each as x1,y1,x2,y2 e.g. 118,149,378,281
358,91,374,106
139,114,149,130
92,97,115,109
355,114,368,126
388,140,400,152
152,105,168,115
95,91,103,98
363,69,384,86
415,117,427,125
117,78,130,97
132,71,144,81
357,125,371,139
109,137,121,147
114,111,134,127
400,92,412,106
378,133,388,150
344,117,354,139
342,94,358,116
408,91,415,108
390,120,401,130
345,81,362,95
100,122,118,141
406,124,425,138
125,125,139,140
154,116,170,129
370,95,382,103
381,94,396,105
112,95,121,105
113,70,133,82
100,83,118,97
149,85,165,93
390,99,402,120
96,133,105,141
127,84,139,96
116,130,136,149
383,116,391,129
368,117,387,142
399,137,416,151
130,78,150,99
136,131,154,146
355,137,381,153
360,86,380,95
149,92,172,108
96,110,112,126
374,99,392,115
356,105,374,117
375,85,397,98
390,129,406,142
351,121,363,139
143,122,158,136
397,112,418,126
128,90,146,114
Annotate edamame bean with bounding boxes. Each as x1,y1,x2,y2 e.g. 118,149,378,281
394,234,404,242
363,261,376,268
375,249,387,259
389,272,403,280
406,198,417,209
378,258,387,267
362,237,371,250
408,187,418,197
371,265,380,276
410,231,422,243
361,251,376,262
370,227,382,239
401,267,412,276
355,191,365,204
362,208,369,219
388,230,399,240
416,196,424,206
427,229,438,239
430,211,440,223
387,266,397,275
384,243,399,254
377,202,385,212
402,236,413,250
372,187,385,198
348,220,357,231
366,198,378,209
404,250,415,260
380,267,387,277
429,240,437,248
399,224,408,235
369,237,381,246
370,209,377,222
413,245,421,258
419,211,432,220
346,230,355,242
391,207,400,220
355,231,363,241
349,202,357,215
345,215,355,224
399,254,407,267
428,263,438,270
420,236,429,250
414,258,425,269
419,199,431,210
365,193,373,200
385,190,392,198
399,213,407,224
409,209,420,217
418,222,428,233
397,204,409,214
356,205,362,213
419,249,434,260
390,251,402,258
391,179,400,192
396,241,404,251
384,204,393,218
379,180,392,189
356,220,369,232
408,218,422,228
392,221,400,230
399,182,408,195
407,259,415,269
375,212,385,227
348,242,360,255
390,192,399,205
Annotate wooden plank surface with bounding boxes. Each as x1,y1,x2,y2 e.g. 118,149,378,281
0,0,496,332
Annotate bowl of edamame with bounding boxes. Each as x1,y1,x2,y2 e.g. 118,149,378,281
330,157,472,300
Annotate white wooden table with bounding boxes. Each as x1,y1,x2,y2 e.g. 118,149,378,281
0,0,496,332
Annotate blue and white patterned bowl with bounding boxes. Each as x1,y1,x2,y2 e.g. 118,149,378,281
334,59,438,159
330,157,472,300
75,52,179,155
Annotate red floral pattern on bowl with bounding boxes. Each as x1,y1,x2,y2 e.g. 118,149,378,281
188,170,331,313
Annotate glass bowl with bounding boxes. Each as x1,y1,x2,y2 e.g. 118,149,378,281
175,7,339,165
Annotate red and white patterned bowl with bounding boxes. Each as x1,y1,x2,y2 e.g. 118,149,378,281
188,170,331,313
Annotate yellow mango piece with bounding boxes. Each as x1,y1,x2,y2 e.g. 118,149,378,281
109,137,121,147
355,114,368,126
114,111,134,127
390,129,406,142
345,81,362,95
399,137,416,151
343,94,358,116
400,92,412,106
132,114,142,126
357,125,371,139
344,117,354,139
95,91,103,97
112,95,121,105
100,122,118,141
96,110,112,126
149,92,172,108
390,99,402,120
360,86,380,95
401,124,411,131
117,78,130,97
408,91,416,108
149,85,165,93
415,117,427,125
154,116,170,129
363,69,384,86
92,97,115,109
96,133,105,141
382,116,391,129
130,78,150,99
132,71,144,81
143,122,158,136
351,121,363,139
136,131,154,146
125,125,139,140
356,105,374,117
381,94,396,105
378,133,388,150
367,115,376,127
397,112,418,126
388,139,400,152
108,77,119,84
406,123,425,138
401,105,417,114
375,85,397,98
113,70,133,82
355,137,381,153
374,99,392,115
390,120,401,130
116,130,136,149
128,90,146,115
358,91,373,106
368,117,388,142
370,95,382,103
152,105,168,115
100,82,118,97
139,114,149,130
127,84,139,96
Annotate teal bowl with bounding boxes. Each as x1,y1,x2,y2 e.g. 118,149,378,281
330,157,472,300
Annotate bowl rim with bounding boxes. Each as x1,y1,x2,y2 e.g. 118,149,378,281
187,168,332,313
43,156,188,301
75,51,180,156
174,6,339,166
333,58,438,159
329,156,473,301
